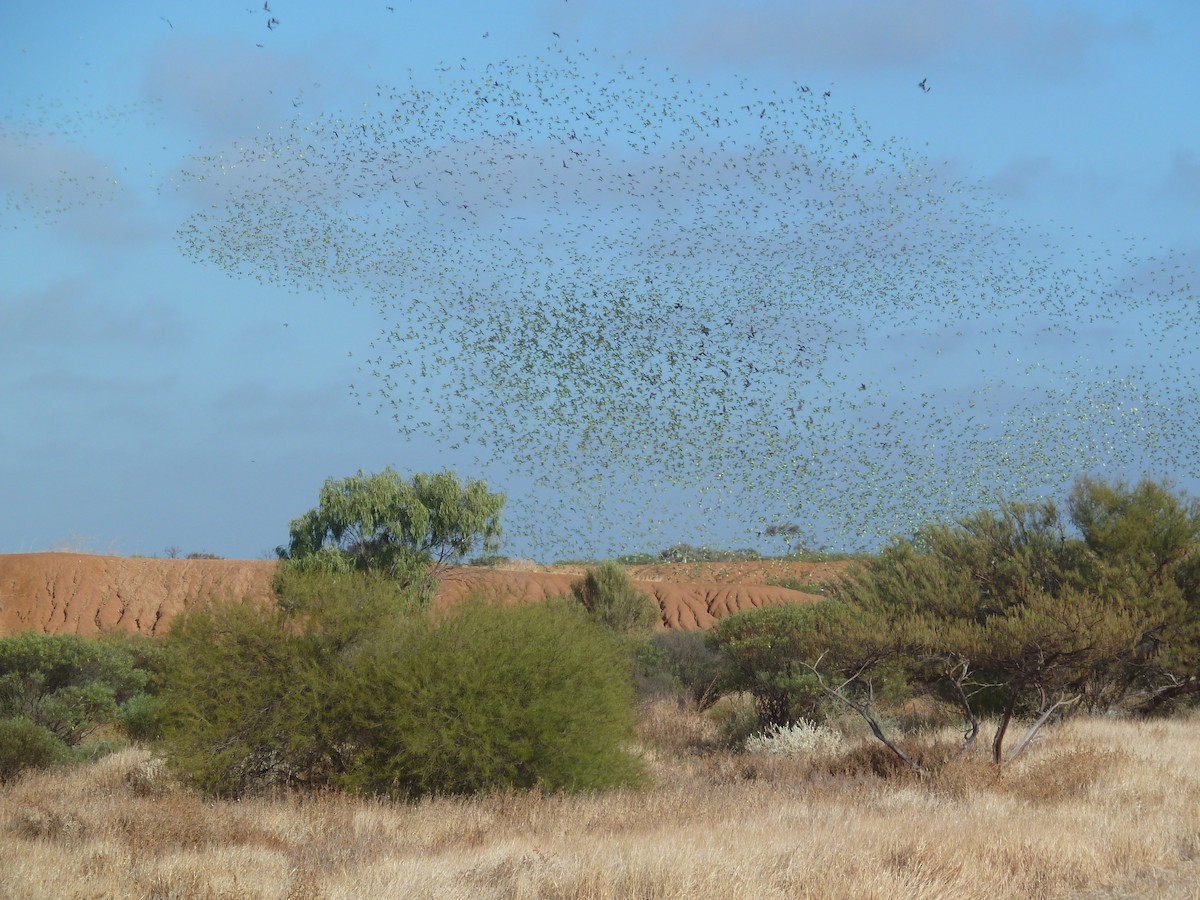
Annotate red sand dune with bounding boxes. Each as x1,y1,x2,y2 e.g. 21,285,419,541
0,553,846,637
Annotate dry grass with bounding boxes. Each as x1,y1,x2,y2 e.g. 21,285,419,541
5,705,1200,898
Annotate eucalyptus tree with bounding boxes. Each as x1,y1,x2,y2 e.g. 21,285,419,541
277,468,505,596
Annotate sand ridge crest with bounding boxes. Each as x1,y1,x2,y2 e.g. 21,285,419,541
0,553,840,637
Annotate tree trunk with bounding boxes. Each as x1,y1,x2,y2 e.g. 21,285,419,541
992,692,1017,766
1136,679,1200,716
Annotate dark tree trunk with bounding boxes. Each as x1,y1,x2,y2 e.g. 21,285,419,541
992,691,1018,766
1136,679,1200,716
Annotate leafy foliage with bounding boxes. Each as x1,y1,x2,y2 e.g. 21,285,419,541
705,478,1200,771
158,572,413,797
159,574,643,799
338,598,644,797
0,717,68,782
571,561,661,635
645,630,726,709
1067,477,1200,713
277,468,505,591
830,499,1134,765
0,633,155,747
707,600,885,729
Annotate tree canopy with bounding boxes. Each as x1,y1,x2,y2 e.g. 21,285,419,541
277,468,505,583
712,477,1200,771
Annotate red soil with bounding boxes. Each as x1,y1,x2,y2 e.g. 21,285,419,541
0,553,852,637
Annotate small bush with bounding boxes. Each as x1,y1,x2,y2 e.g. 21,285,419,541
118,694,164,742
649,630,726,709
707,602,853,728
571,562,661,635
159,593,351,797
743,720,846,756
632,639,679,698
710,696,762,750
0,632,154,746
0,717,68,782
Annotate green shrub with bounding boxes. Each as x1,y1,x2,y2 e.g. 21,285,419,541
631,639,679,698
571,562,661,635
339,598,644,797
118,694,164,742
0,717,68,782
159,574,644,799
707,600,880,729
709,697,762,750
158,594,348,797
0,632,153,746
648,630,726,709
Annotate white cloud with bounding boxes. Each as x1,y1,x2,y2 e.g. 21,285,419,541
618,0,1148,78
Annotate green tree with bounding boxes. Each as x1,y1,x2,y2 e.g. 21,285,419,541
711,483,1192,774
833,495,1144,768
1067,477,1200,714
277,468,505,596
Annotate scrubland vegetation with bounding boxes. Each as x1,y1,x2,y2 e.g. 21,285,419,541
5,704,1200,898
4,470,1200,897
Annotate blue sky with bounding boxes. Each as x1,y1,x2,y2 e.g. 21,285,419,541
2,1,1198,561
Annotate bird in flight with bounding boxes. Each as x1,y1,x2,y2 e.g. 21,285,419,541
919,78,930,93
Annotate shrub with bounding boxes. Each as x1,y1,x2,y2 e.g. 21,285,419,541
743,720,846,756
0,717,68,782
571,562,661,635
710,696,762,750
820,483,1197,771
158,592,355,797
0,632,154,746
159,574,643,799
648,630,726,709
339,598,644,797
118,694,164,742
707,601,875,729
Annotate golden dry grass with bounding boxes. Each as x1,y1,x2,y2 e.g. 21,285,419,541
4,704,1200,899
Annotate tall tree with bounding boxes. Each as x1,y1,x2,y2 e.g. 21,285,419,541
833,494,1144,768
278,468,505,588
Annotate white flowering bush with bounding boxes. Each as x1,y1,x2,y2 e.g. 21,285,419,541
743,719,846,756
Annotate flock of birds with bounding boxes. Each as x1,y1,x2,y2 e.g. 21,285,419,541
172,47,1198,558
7,31,1197,559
